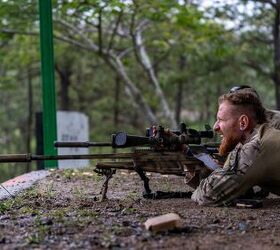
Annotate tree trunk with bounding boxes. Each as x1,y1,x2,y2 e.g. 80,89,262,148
26,66,33,172
104,55,158,125
273,2,280,109
114,75,120,130
133,30,176,128
175,55,186,125
175,81,183,126
55,64,72,111
205,88,211,122
273,0,280,109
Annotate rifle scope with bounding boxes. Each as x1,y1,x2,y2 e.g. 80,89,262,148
112,128,214,148
112,132,151,148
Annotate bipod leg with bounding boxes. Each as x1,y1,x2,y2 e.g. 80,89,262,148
99,169,115,201
133,162,152,196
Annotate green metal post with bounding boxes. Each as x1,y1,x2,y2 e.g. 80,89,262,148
38,0,58,168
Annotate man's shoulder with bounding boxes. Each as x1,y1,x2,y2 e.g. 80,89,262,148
254,123,280,149
257,122,280,135
265,109,280,129
265,109,280,117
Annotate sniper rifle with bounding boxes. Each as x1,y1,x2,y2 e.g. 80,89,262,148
0,123,219,201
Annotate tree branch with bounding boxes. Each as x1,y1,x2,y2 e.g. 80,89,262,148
55,18,99,52
131,20,176,127
97,6,103,55
56,18,158,124
107,10,124,52
1,28,38,37
243,59,274,79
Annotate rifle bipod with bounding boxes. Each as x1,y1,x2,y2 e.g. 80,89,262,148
94,168,116,201
133,162,152,195
95,164,193,200
133,162,193,199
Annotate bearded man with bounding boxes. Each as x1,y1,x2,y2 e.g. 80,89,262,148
191,90,280,206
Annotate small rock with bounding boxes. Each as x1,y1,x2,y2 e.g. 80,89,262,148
144,213,182,233
212,218,220,224
238,221,248,232
41,217,53,225
0,237,6,244
34,201,41,207
122,220,130,226
247,216,255,221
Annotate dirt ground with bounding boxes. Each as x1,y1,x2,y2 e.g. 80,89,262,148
0,168,279,250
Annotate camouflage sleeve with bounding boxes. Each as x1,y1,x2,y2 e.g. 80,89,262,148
191,134,261,206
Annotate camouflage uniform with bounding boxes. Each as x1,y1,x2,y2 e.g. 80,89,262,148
191,123,280,206
265,109,280,129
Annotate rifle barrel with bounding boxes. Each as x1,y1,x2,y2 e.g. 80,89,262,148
54,141,112,147
0,153,133,163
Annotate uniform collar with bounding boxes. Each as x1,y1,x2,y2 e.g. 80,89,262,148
243,124,261,144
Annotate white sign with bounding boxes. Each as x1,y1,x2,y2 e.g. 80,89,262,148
57,111,89,169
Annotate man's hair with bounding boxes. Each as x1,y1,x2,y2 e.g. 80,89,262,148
228,85,260,98
219,91,267,124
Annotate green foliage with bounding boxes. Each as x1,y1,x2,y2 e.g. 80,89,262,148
0,199,14,214
0,0,278,179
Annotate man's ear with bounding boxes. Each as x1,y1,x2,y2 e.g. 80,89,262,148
239,114,250,131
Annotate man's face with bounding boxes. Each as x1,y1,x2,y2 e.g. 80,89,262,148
213,101,243,156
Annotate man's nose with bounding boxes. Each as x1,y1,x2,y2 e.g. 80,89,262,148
213,121,219,132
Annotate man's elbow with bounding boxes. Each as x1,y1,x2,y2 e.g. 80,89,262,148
191,188,221,206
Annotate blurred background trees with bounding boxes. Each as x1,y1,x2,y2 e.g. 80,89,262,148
0,0,278,181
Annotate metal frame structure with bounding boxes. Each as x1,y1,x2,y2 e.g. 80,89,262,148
38,0,57,168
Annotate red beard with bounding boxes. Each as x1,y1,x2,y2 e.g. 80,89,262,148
219,135,240,157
